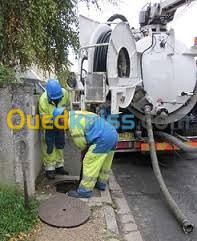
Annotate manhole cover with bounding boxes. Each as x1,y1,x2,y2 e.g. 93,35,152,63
38,193,91,228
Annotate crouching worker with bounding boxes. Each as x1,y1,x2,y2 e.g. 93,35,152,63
39,79,70,179
53,108,118,198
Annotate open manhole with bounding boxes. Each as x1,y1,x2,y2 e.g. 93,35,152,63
55,180,101,197
55,180,78,194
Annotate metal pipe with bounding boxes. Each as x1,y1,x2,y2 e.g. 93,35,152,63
155,131,197,153
103,21,129,25
80,43,109,51
145,106,194,234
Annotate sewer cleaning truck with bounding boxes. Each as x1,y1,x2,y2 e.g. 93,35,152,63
68,0,197,233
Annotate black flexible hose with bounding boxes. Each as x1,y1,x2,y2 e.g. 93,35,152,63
94,14,128,72
155,131,197,153
107,14,128,23
140,34,156,81
93,30,112,73
145,106,194,234
81,56,88,85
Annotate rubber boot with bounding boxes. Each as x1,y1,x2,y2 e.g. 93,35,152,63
95,181,106,191
46,170,55,180
55,167,69,175
68,187,92,198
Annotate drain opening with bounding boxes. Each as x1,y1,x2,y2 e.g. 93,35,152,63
55,181,78,194
55,180,101,197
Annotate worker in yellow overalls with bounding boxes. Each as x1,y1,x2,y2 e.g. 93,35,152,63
53,107,118,198
39,79,70,179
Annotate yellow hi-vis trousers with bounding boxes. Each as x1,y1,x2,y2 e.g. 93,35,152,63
79,144,115,191
41,131,64,171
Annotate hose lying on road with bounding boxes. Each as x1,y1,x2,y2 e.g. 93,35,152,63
155,131,197,153
145,106,194,234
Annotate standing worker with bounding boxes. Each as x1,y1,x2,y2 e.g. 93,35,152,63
53,108,118,198
39,79,70,180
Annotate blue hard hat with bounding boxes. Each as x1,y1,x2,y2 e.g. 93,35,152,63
53,107,65,120
46,79,63,100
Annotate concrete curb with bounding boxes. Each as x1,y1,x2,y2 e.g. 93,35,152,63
85,188,120,241
101,188,119,236
109,171,144,241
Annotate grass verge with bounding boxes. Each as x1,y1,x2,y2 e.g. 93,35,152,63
0,185,39,241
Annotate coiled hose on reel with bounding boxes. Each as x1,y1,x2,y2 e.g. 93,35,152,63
145,106,194,234
93,30,111,73
93,14,128,73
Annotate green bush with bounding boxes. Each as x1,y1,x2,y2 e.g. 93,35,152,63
0,65,16,86
0,186,39,241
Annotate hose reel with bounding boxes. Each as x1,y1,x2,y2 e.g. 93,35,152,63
87,19,139,113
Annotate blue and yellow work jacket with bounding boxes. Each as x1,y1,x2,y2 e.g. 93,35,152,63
68,111,118,153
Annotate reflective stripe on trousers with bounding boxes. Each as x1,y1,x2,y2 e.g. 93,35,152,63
41,130,64,170
79,144,114,191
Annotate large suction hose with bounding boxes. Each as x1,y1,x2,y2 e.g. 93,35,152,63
145,106,194,234
155,131,197,153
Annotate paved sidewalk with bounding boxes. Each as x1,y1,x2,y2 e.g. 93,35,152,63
32,175,121,241
28,173,144,241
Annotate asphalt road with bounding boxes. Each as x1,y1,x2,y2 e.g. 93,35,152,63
113,152,197,241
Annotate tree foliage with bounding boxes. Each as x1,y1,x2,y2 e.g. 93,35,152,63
0,0,117,77
80,0,117,8
0,64,16,86
0,0,78,73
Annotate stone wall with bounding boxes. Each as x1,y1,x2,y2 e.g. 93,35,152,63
0,87,16,184
0,84,42,195
0,83,82,195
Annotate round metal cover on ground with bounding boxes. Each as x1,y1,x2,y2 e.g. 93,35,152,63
38,193,91,228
